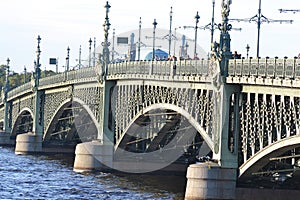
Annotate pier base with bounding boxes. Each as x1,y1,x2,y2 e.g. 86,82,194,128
185,162,237,200
0,131,14,146
15,132,42,154
73,141,113,172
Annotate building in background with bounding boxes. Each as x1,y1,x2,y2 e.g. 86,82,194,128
95,28,207,63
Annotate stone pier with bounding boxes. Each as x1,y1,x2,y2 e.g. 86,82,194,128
185,162,237,200
15,132,42,154
73,141,113,172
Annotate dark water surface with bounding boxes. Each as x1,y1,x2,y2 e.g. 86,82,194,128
0,147,185,200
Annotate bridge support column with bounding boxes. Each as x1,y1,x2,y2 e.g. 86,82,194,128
185,163,237,200
73,141,113,172
15,132,42,154
0,131,14,145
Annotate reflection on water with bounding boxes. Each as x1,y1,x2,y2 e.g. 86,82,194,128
0,147,185,199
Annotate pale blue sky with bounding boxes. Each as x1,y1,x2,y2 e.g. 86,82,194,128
0,0,299,72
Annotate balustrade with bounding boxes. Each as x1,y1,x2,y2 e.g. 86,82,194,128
228,57,300,80
108,59,209,77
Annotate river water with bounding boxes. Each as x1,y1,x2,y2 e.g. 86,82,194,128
0,147,185,200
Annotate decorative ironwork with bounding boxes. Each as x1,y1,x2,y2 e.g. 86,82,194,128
11,95,35,133
239,92,300,165
113,83,215,149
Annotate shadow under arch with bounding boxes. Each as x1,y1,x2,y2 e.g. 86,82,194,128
43,97,100,146
239,135,300,178
11,107,34,138
115,103,213,151
111,102,212,173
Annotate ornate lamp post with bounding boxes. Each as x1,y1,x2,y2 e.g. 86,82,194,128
194,11,200,59
24,66,27,83
78,45,82,69
152,19,158,61
112,29,115,62
216,0,233,75
230,0,292,58
89,38,92,67
211,0,216,48
66,47,70,72
32,35,42,87
3,58,10,133
5,58,10,94
93,37,96,67
246,44,250,59
138,17,142,61
168,7,173,56
36,35,41,80
102,1,111,78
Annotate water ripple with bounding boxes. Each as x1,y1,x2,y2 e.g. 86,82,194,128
0,147,184,200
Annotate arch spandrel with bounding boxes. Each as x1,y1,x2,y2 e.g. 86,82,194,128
11,108,34,136
43,98,100,143
115,103,214,151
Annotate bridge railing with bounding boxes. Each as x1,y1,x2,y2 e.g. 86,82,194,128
39,67,98,87
3,67,99,104
7,82,32,100
228,57,300,79
107,59,210,77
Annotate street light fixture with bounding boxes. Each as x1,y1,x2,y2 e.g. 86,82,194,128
211,0,216,47
89,38,92,67
230,0,293,58
36,35,41,80
66,47,70,72
102,1,111,77
194,11,200,59
4,58,10,95
152,19,158,61
246,44,250,59
168,7,173,56
24,66,27,83
138,17,142,61
112,29,115,62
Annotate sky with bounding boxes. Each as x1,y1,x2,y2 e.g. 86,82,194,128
0,0,299,73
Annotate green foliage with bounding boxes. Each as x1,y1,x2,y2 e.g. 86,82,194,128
0,64,56,91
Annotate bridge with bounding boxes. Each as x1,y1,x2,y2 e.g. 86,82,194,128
1,1,299,199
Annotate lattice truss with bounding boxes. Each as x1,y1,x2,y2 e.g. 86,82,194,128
72,86,103,126
44,90,70,133
114,83,215,147
11,95,35,130
43,86,103,135
239,92,300,165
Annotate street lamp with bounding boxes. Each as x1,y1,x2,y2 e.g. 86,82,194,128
93,37,96,67
89,38,92,67
66,47,70,72
211,0,216,48
230,0,292,58
3,58,10,98
36,35,41,80
5,58,10,89
246,44,250,59
138,17,142,61
112,29,115,62
194,11,200,59
168,7,173,56
102,1,111,77
24,66,27,83
152,19,158,61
